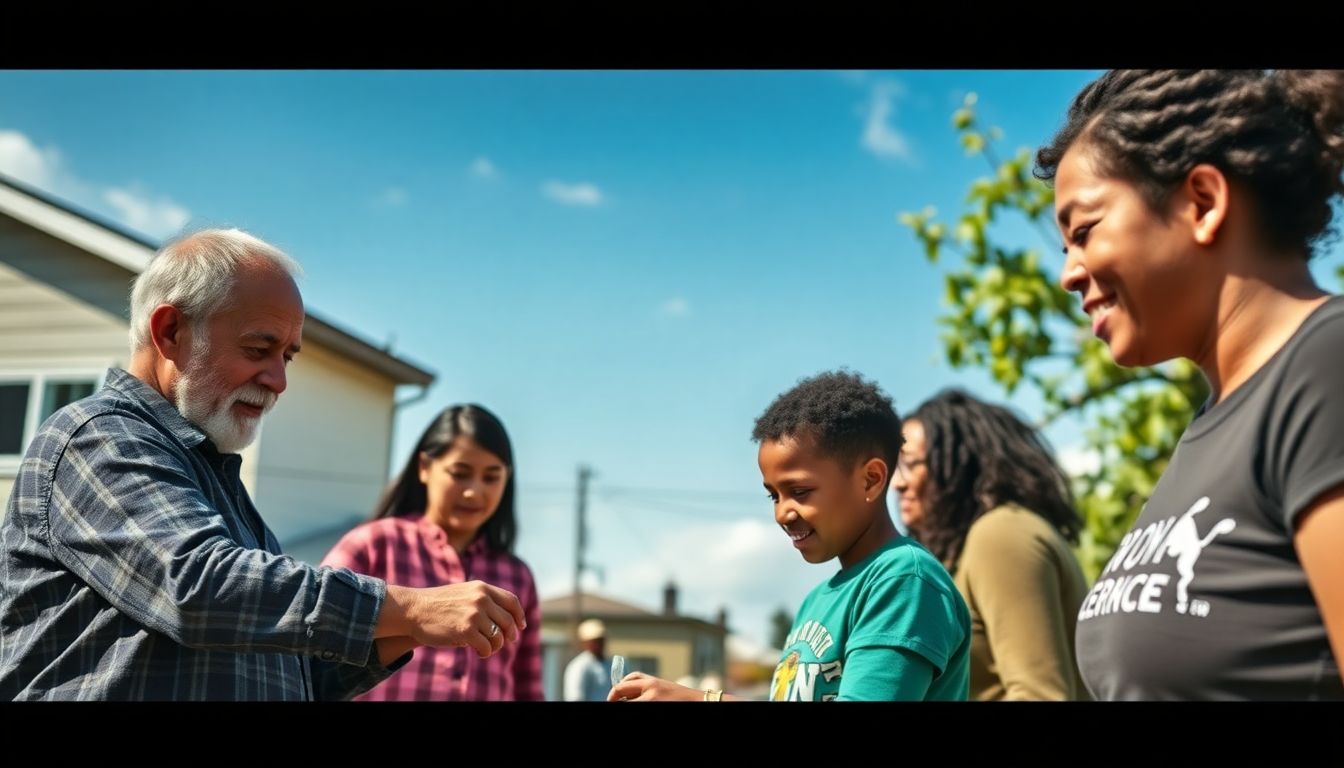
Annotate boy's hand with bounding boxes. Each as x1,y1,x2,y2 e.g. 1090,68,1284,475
607,671,704,701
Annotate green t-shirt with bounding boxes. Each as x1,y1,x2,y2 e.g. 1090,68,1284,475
769,536,971,701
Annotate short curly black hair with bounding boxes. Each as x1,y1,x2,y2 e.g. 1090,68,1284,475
752,369,904,473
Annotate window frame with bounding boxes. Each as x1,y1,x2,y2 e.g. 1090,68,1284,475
0,366,109,474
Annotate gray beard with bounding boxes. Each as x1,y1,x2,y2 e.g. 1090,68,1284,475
174,350,271,454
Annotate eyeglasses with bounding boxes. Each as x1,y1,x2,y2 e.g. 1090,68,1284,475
896,456,927,475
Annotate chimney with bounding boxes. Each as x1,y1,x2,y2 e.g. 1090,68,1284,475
663,581,678,616
716,607,728,629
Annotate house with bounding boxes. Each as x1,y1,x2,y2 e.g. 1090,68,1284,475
538,583,727,701
0,173,434,563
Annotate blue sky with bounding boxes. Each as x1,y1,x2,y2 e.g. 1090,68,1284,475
5,70,1341,648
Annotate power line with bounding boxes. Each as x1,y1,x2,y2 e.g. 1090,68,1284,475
596,491,763,520
529,482,763,501
516,483,583,494
590,498,678,580
599,484,763,502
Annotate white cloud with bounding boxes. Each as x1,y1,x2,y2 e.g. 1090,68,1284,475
542,180,603,207
470,157,498,179
522,489,817,647
659,297,690,317
727,632,784,664
103,186,191,237
1058,445,1102,478
568,571,601,593
603,516,814,647
375,186,408,207
0,128,192,239
0,130,60,189
861,80,912,162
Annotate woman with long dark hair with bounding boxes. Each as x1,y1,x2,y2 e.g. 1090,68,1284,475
322,404,541,700
893,388,1087,700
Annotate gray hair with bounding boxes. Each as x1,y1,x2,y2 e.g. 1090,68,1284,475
128,228,304,352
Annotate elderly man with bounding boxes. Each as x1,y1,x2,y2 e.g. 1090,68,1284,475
0,229,523,700
563,618,612,701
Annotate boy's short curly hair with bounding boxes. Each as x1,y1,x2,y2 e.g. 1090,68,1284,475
752,370,904,473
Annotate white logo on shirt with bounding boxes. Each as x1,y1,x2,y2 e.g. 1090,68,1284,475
1157,496,1237,614
771,621,842,701
1078,496,1237,621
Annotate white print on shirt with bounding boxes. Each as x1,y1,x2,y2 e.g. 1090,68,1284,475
771,621,842,701
1078,496,1236,622
783,620,835,659
769,649,843,701
1159,496,1237,614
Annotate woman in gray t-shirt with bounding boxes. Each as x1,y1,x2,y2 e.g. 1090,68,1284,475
1035,69,1344,700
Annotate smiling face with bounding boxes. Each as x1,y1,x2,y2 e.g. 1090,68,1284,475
420,435,510,550
891,418,928,535
1054,144,1217,368
172,261,303,453
758,432,890,569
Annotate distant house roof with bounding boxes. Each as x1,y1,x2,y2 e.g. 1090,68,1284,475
541,592,660,618
540,591,726,634
0,172,435,387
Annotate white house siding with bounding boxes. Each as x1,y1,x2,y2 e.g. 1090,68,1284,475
0,213,406,553
0,274,127,360
0,255,128,512
250,340,398,564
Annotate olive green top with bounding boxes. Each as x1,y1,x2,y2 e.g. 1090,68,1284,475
953,503,1089,700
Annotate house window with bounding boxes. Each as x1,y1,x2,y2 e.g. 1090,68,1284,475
693,635,721,677
0,371,103,466
41,380,98,423
0,383,29,455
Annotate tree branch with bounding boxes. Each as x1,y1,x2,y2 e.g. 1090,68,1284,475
1038,370,1177,425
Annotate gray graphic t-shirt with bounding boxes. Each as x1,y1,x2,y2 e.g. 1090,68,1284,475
1077,296,1344,700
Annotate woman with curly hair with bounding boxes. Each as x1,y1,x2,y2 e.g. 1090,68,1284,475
1039,69,1344,700
894,389,1087,700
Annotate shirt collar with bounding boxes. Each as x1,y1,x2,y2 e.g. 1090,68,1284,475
414,514,491,556
103,367,210,449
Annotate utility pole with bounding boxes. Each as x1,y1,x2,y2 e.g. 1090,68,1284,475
572,464,593,651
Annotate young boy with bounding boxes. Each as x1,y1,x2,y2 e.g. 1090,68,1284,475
610,370,970,701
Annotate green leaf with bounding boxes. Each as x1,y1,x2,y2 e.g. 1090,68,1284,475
900,94,1202,587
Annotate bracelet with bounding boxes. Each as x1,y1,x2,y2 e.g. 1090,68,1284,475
703,688,723,702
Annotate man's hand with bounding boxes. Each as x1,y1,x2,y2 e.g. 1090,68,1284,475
378,581,526,658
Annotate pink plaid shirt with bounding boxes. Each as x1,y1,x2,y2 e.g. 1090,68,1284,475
321,514,543,701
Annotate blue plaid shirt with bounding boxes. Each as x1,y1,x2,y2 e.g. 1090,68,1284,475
0,368,406,700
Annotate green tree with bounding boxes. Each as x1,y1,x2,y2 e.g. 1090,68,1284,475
769,606,793,650
901,94,1208,582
